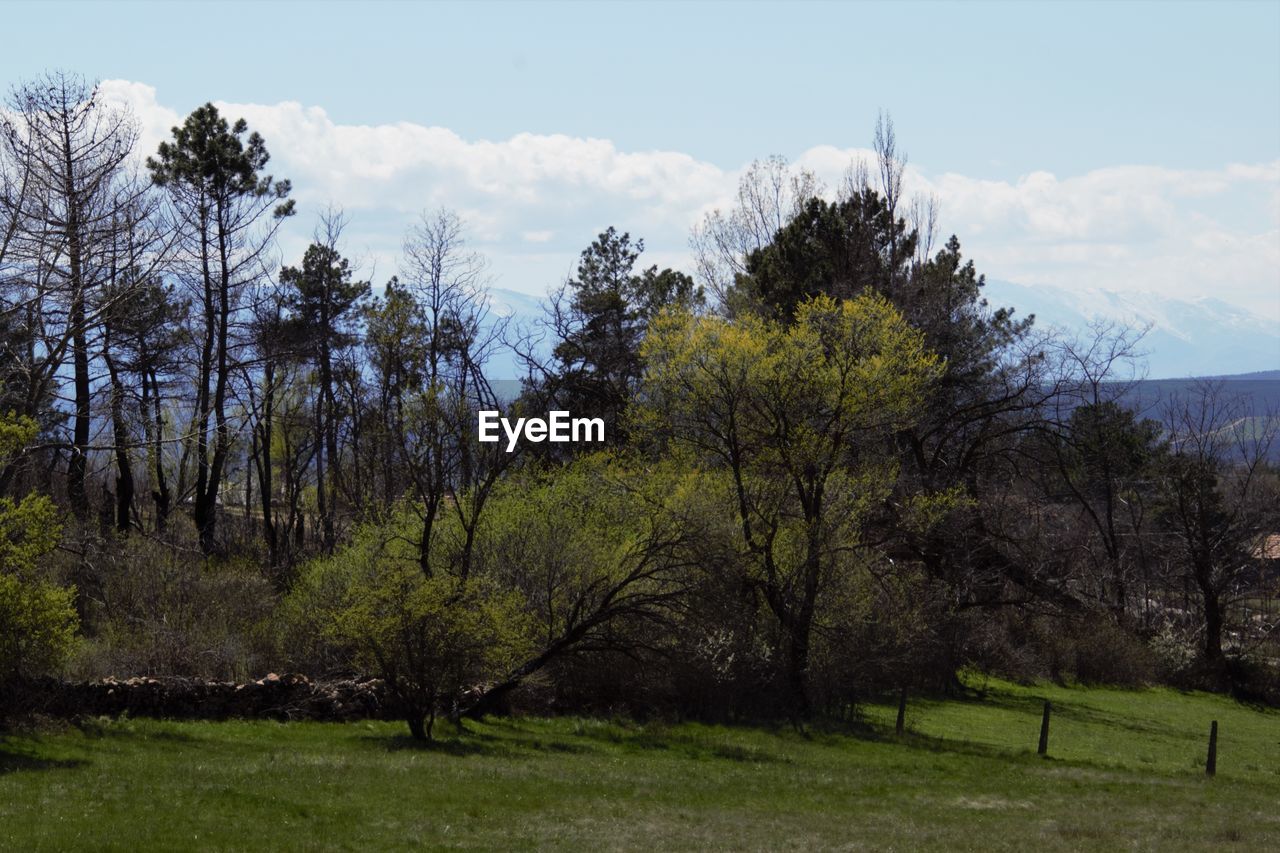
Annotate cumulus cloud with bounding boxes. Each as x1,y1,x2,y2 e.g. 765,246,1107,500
98,80,1280,323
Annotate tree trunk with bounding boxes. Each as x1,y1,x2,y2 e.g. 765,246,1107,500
193,209,216,551
254,363,278,569
319,302,337,553
198,202,234,556
61,119,91,524
1200,576,1225,667
103,349,134,533
145,369,171,530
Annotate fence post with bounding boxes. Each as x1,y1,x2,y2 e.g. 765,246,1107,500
895,687,907,736
1206,720,1218,777
1037,701,1051,756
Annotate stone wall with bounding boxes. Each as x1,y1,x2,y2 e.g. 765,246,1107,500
4,673,390,722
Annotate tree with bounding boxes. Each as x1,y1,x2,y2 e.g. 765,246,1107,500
279,223,370,553
0,413,77,683
462,454,700,718
98,203,175,533
1156,381,1278,678
690,156,820,307
285,508,530,740
640,294,945,717
1040,401,1165,621
535,227,700,448
360,276,429,510
0,73,155,522
148,103,294,554
106,276,187,531
733,191,916,322
243,283,295,572
396,208,507,575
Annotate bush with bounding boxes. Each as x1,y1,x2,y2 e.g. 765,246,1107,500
0,571,78,681
1002,614,1157,687
286,514,531,740
0,413,77,686
71,537,278,681
1066,617,1158,686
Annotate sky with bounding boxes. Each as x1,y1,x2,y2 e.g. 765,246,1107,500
3,0,1278,329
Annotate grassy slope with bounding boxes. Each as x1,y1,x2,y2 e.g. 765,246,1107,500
2,678,1277,851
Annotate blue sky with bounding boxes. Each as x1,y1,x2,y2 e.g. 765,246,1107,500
3,0,1278,349
6,1,1277,178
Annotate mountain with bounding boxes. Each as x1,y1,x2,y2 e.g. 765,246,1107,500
983,280,1280,380
481,282,1280,383
481,286,550,381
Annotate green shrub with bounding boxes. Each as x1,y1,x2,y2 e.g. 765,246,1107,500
0,571,78,680
286,513,531,740
0,412,78,683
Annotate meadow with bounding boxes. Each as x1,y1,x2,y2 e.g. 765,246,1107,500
3,677,1277,851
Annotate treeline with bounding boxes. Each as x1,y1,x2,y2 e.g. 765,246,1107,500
1,74,1277,738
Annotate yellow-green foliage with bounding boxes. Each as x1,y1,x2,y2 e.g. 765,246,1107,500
0,491,60,578
640,292,942,447
335,567,530,699
0,413,60,577
636,295,965,705
285,509,530,729
477,454,689,643
0,572,78,679
285,454,696,730
0,412,78,680
639,293,944,526
639,293,949,593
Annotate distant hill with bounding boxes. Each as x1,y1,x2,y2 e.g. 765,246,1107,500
1117,374,1280,418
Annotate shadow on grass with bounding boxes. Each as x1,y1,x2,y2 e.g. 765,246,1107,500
944,689,1188,741
376,735,497,756
360,718,786,764
70,718,204,746
873,728,1039,763
0,743,88,775
547,721,788,764
361,694,1200,774
363,726,595,758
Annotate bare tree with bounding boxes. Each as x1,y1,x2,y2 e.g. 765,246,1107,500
1032,321,1156,618
873,111,907,297
0,73,154,521
98,189,173,531
690,155,820,307
398,208,508,575
1158,381,1278,675
908,191,940,270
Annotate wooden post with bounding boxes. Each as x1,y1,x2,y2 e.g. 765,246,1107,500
1037,701,1051,756
895,687,907,736
1206,720,1218,777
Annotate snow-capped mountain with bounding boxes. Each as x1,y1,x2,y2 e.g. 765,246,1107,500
478,283,1279,381
481,287,551,380
981,280,1279,379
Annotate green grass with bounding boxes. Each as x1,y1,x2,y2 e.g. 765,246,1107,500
2,677,1278,851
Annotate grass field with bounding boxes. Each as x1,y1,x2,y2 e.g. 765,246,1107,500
2,676,1278,851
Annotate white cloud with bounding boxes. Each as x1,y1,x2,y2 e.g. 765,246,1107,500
98,80,1280,323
